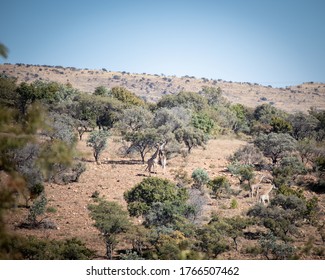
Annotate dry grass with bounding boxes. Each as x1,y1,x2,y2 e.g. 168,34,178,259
1,63,325,113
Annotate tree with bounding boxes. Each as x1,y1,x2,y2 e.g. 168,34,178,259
254,104,286,125
191,168,210,189
117,107,153,134
254,133,296,166
93,86,108,96
192,113,215,134
124,128,161,163
109,86,145,106
87,130,109,163
195,220,230,258
0,75,18,107
124,177,188,217
247,194,309,241
309,108,325,141
0,43,8,59
157,91,208,112
289,112,319,140
270,117,292,134
153,107,191,133
22,194,48,228
175,127,207,153
272,156,306,187
259,233,295,260
223,216,252,251
208,176,231,198
73,93,124,130
229,104,252,134
88,199,130,259
200,86,226,106
230,144,265,167
227,162,254,185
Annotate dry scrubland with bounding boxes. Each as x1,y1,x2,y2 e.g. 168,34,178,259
2,63,325,112
1,63,325,260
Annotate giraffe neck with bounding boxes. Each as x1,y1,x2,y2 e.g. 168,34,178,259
151,147,160,159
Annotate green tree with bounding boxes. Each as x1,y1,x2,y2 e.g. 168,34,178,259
88,199,130,259
223,216,252,251
24,194,47,228
192,113,215,134
124,177,188,217
109,86,145,106
124,128,161,163
254,104,286,125
117,107,153,134
289,112,319,140
270,116,293,134
195,220,230,258
229,103,252,134
175,127,207,153
273,156,306,187
153,107,191,133
230,144,265,167
0,43,8,59
247,194,310,241
227,162,254,185
259,233,295,260
87,130,110,163
157,91,208,112
93,85,108,96
208,176,231,198
254,133,297,166
191,168,210,189
200,86,226,106
0,75,18,107
309,108,325,141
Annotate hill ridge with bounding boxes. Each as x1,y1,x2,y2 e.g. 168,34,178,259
1,63,325,113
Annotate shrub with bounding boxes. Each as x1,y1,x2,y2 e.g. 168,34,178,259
191,168,209,189
175,127,207,153
6,236,94,260
124,177,188,217
26,194,47,226
208,176,230,198
230,144,265,168
192,113,215,134
259,233,295,260
88,199,130,259
93,86,108,96
254,133,297,166
87,130,110,163
227,162,254,184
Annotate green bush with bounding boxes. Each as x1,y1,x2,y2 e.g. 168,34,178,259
191,168,210,189
88,199,130,259
227,162,254,184
3,236,94,260
124,177,188,217
208,176,230,198
87,130,110,163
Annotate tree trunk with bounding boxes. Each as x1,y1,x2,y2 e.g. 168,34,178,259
106,241,114,260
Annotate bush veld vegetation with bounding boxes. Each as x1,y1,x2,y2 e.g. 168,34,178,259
0,67,324,260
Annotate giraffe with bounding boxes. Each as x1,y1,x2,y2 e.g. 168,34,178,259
145,142,167,175
145,144,161,175
158,144,167,174
258,184,275,205
250,174,273,199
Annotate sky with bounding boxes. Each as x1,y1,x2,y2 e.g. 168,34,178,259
1,0,325,87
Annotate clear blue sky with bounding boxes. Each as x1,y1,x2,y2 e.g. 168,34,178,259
1,0,324,87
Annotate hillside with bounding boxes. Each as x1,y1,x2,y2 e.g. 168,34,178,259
1,62,325,260
1,63,325,113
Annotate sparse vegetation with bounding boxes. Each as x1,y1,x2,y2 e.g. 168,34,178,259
1,64,324,260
